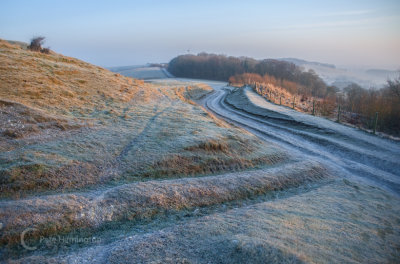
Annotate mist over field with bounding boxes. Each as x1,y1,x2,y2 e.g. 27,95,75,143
1,1,400,263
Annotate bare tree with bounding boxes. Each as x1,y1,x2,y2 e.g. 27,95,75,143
387,73,400,99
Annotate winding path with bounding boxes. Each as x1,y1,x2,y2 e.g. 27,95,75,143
197,82,400,195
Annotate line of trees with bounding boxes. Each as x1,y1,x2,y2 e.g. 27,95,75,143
168,53,329,97
340,79,400,135
230,73,400,135
229,72,338,98
168,53,400,136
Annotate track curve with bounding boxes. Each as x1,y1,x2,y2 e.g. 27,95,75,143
199,84,400,195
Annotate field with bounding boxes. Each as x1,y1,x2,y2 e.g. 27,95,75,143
0,39,399,263
109,66,171,79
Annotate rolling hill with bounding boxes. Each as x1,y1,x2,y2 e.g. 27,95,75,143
1,40,399,263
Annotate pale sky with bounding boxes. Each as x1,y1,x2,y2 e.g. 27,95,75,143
1,0,399,69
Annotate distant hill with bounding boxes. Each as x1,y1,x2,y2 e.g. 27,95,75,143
366,69,398,78
278,58,398,88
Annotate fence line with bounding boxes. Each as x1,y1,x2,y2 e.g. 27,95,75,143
251,84,382,134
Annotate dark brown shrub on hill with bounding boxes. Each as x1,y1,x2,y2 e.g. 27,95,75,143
28,36,51,54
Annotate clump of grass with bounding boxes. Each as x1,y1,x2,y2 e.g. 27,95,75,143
185,139,229,153
173,84,213,105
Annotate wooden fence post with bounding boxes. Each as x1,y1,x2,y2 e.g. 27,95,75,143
312,100,315,116
337,104,341,123
280,96,282,105
373,112,379,134
292,96,295,109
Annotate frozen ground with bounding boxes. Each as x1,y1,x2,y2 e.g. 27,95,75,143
110,66,170,80
7,78,399,263
12,180,400,264
204,85,400,195
1,48,399,263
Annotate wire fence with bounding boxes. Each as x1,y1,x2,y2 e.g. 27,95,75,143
251,84,381,134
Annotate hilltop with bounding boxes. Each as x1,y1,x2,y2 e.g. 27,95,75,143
0,39,285,198
0,40,295,262
1,40,399,263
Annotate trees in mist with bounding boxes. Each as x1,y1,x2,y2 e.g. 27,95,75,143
341,76,400,135
168,53,245,80
168,53,400,136
168,53,329,98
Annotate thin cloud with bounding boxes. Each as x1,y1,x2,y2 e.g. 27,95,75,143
268,15,399,31
314,10,373,17
281,20,368,30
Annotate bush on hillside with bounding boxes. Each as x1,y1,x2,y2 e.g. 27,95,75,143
28,36,51,54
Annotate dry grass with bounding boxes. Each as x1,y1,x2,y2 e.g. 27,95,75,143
254,83,318,112
185,139,230,153
101,180,400,264
0,161,329,248
0,40,288,199
9,178,400,263
0,161,105,199
1,40,399,263
0,39,150,118
231,82,320,113
140,136,288,178
0,99,82,142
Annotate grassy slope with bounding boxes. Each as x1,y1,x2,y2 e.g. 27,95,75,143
8,179,400,263
111,66,169,79
2,40,399,263
0,40,295,258
90,180,400,264
0,161,328,249
0,39,288,199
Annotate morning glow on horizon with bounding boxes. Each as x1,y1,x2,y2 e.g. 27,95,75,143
0,0,399,68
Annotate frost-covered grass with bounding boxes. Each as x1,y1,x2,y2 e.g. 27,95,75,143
111,66,169,79
0,161,328,252
0,40,287,198
0,84,286,198
2,40,399,263
8,179,400,263
99,180,400,264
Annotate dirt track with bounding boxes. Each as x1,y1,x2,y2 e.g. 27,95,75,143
202,84,400,195
2,72,400,263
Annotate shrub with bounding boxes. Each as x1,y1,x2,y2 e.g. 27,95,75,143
28,36,45,51
41,47,51,54
28,36,51,54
